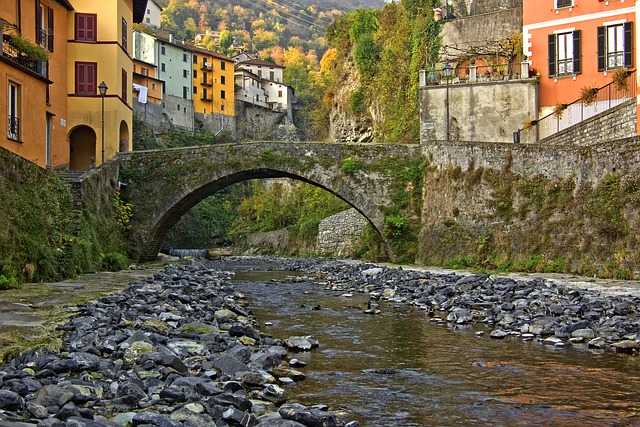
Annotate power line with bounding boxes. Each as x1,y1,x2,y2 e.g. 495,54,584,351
247,0,330,31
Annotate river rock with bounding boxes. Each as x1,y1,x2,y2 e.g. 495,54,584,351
285,336,320,351
0,390,24,411
279,403,339,427
489,330,509,339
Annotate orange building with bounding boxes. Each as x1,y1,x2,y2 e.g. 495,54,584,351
523,0,635,116
1,0,72,169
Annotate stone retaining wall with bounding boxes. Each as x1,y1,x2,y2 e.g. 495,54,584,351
316,209,368,257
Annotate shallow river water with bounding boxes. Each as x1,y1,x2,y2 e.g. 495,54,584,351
232,270,640,427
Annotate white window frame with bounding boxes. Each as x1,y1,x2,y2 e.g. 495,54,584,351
555,0,574,9
8,81,20,141
606,24,625,70
556,32,574,76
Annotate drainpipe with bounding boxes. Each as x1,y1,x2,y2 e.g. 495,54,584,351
17,0,22,32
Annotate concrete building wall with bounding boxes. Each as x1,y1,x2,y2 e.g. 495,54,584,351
420,80,538,143
163,94,194,131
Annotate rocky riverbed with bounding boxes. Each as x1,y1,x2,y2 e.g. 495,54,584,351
1,257,640,427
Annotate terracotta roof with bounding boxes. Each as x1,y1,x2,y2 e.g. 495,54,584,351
133,0,148,24
238,59,285,68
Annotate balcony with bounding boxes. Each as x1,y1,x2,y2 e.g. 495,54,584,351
201,77,213,86
8,115,19,141
2,33,49,79
200,60,213,71
200,94,212,101
421,62,532,87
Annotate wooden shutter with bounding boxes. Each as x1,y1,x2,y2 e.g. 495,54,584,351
624,22,633,68
122,18,128,51
47,7,54,52
36,4,43,45
548,34,556,77
76,14,85,40
86,15,96,41
76,62,96,95
572,30,581,75
122,69,127,103
597,26,606,71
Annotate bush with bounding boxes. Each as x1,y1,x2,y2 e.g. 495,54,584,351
101,252,130,272
0,275,19,290
341,157,365,174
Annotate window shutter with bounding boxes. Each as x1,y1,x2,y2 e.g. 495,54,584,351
48,7,54,52
76,62,85,94
76,62,97,95
76,14,85,40
597,26,606,71
624,21,633,68
573,30,581,75
37,5,43,45
548,34,556,77
86,15,95,41
122,69,127,103
122,18,127,51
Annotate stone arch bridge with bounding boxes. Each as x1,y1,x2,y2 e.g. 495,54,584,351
117,141,421,261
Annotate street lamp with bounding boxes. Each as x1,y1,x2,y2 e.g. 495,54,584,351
98,81,108,164
446,0,454,19
443,62,453,142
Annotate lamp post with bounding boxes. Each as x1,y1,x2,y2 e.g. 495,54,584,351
446,0,454,19
98,81,108,164
443,62,453,142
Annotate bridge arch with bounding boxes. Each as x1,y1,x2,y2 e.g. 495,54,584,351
118,142,420,261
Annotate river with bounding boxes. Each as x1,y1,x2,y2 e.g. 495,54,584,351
231,269,640,427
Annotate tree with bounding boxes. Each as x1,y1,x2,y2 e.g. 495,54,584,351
219,30,233,55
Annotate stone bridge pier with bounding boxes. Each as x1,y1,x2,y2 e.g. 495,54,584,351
117,141,420,261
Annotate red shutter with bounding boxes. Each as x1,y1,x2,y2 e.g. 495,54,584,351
48,7,54,52
76,14,85,40
76,62,97,95
86,15,96,41
122,69,127,103
122,18,128,51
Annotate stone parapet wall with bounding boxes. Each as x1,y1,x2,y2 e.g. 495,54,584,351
536,100,636,146
316,209,367,258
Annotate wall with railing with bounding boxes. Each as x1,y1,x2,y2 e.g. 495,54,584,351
515,70,636,143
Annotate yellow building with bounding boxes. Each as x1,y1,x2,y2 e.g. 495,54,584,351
190,46,235,117
66,0,146,170
1,0,72,169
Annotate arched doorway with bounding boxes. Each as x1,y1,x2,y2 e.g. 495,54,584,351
69,125,96,171
119,120,130,153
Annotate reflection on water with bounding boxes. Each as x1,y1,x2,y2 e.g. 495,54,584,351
233,272,640,426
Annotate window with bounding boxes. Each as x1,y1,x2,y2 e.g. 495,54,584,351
221,104,224,111
221,90,226,99
141,67,148,76
146,18,150,24
193,55,197,64
147,8,150,14
152,83,156,90
555,0,573,8
221,75,226,84
258,70,262,78
38,5,54,52
161,63,166,72
221,61,226,71
75,62,97,95
183,69,188,78
598,23,633,71
194,70,198,79
278,90,283,97
183,86,188,98
75,14,97,41
548,31,581,77
183,53,188,62
161,45,166,55
122,69,127,103
122,18,128,51
193,86,197,94
270,71,275,81
7,81,20,141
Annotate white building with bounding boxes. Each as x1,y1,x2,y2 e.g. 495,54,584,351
234,69,268,108
235,59,284,83
143,0,162,28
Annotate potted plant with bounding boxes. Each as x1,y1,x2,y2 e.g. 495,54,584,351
553,102,567,119
580,85,598,106
7,33,49,61
611,68,629,92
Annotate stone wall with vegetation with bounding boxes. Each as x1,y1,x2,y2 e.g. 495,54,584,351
418,138,640,278
316,208,368,257
0,148,127,286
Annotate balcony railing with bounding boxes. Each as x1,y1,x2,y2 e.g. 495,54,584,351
423,62,532,86
515,69,636,143
8,115,19,140
200,60,213,71
201,77,213,86
200,94,212,101
2,34,48,78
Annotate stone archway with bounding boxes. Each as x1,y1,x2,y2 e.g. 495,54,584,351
69,125,96,171
119,120,130,153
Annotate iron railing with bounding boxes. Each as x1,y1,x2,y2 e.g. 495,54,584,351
427,63,532,85
515,69,636,143
2,34,48,78
8,115,19,140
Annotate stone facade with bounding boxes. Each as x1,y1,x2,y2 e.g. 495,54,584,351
316,209,368,257
234,101,298,141
443,0,521,18
245,229,290,253
195,112,236,137
420,80,538,143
